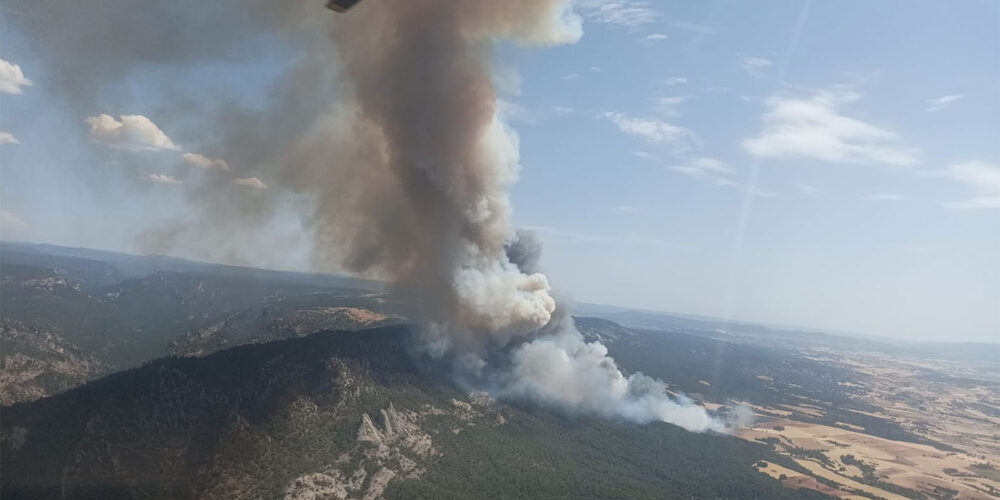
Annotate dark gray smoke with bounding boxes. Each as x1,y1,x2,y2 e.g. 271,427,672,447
506,230,544,274
9,0,733,432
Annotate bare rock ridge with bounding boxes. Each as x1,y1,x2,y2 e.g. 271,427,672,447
285,403,439,500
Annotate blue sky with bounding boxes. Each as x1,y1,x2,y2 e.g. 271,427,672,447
1,0,998,341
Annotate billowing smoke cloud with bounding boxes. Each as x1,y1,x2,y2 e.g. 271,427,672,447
505,325,727,432
293,1,585,354
11,0,734,433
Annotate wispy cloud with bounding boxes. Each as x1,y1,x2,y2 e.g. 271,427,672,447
520,225,602,244
181,152,230,171
0,210,28,230
946,197,1000,210
670,157,734,183
146,174,182,185
577,0,659,29
0,58,32,94
611,205,647,214
563,73,580,80
664,76,688,86
740,56,773,78
86,114,179,152
522,225,673,248
925,94,963,112
940,160,1000,210
742,90,920,167
796,184,818,195
234,177,267,190
646,33,667,41
671,20,716,35
603,112,696,152
670,157,776,197
654,95,691,117
0,131,18,145
500,101,575,124
866,192,905,202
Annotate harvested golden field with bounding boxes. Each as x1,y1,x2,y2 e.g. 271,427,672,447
739,349,1000,500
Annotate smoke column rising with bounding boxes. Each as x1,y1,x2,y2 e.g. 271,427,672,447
317,0,727,432
9,0,730,432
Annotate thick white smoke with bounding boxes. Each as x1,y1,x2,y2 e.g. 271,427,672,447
11,0,732,432
504,326,727,433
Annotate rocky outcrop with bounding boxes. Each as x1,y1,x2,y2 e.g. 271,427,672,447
285,402,438,500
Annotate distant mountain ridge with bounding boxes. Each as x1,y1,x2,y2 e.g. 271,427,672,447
1,241,384,292
0,242,406,405
575,303,1000,364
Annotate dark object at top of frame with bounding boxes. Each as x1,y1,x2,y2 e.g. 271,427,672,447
327,0,363,13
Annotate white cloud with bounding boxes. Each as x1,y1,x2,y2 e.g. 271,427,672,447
669,158,774,197
0,211,27,231
654,95,690,117
611,205,647,214
942,161,1000,192
740,56,773,78
633,151,656,161
86,114,179,151
0,58,32,94
646,33,667,41
925,94,963,112
0,131,18,145
234,177,267,189
669,157,735,186
603,112,696,152
577,0,659,28
866,192,905,202
671,157,733,176
664,76,688,86
742,90,920,167
146,174,182,185
563,73,580,80
940,160,1000,211
182,152,230,171
945,196,1000,210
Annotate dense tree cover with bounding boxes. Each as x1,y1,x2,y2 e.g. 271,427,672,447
1,328,831,499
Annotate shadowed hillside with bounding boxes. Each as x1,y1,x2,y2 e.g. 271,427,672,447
1,327,825,500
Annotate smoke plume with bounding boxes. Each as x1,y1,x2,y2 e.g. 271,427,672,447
10,0,732,432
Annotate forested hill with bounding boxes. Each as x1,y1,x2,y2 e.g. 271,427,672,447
2,326,826,500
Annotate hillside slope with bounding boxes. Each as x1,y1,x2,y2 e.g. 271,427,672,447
1,327,824,500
